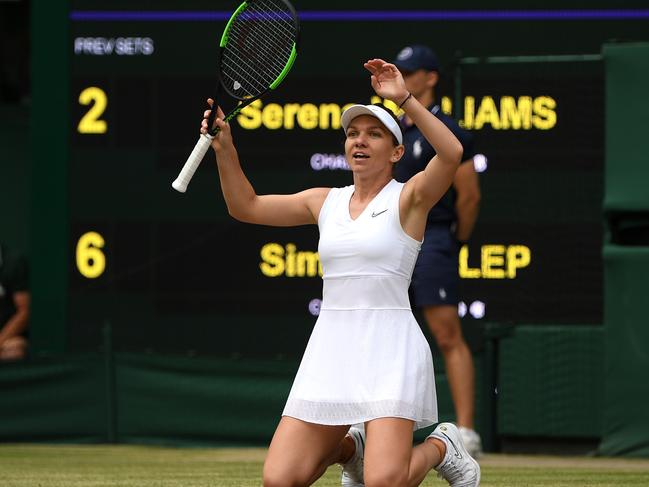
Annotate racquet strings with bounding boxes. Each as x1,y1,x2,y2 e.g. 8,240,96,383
220,0,297,98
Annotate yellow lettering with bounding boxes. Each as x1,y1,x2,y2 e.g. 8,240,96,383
259,243,285,277
459,245,481,278
259,243,323,278
500,96,532,130
481,245,506,278
285,243,297,277
297,103,319,130
296,251,320,277
506,245,531,278
384,99,400,116
441,96,452,115
76,231,106,278
319,103,341,130
283,103,300,129
236,97,557,132
78,87,108,134
237,99,262,129
533,96,557,130
462,96,475,129
458,244,532,279
474,96,501,130
262,103,284,130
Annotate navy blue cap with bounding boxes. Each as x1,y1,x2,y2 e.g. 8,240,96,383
392,45,439,72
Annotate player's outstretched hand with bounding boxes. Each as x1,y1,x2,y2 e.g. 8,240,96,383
364,59,409,106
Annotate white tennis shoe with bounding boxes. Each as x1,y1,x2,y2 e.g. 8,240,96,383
340,427,365,487
429,422,481,486
458,426,483,459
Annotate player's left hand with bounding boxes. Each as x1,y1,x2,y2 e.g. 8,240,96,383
364,59,409,106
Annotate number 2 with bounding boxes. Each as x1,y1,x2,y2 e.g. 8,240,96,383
78,87,107,134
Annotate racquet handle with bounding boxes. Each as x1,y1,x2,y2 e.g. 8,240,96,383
172,133,214,193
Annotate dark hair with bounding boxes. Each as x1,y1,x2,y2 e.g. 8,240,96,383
372,103,403,146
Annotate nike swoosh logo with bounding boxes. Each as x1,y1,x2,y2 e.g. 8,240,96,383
441,432,463,459
371,209,388,218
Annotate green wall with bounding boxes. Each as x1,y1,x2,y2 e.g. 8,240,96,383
29,0,69,354
600,42,649,458
0,105,30,255
0,326,602,447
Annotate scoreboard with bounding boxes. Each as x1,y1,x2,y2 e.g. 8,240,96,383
67,3,604,356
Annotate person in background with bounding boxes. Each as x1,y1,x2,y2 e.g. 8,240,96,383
0,241,29,361
392,44,483,457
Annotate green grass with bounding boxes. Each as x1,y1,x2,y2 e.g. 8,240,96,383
1,445,649,486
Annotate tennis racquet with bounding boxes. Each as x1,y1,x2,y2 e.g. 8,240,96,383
172,0,300,193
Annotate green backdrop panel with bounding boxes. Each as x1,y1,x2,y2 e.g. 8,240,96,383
115,354,297,446
115,353,465,446
603,43,649,212
600,246,649,457
30,0,68,355
0,353,469,446
0,356,106,442
498,325,603,438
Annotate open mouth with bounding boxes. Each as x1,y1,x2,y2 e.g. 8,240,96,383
352,152,370,160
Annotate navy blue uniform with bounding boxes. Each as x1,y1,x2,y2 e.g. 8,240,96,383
394,104,476,307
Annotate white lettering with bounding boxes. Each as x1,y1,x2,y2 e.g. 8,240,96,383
73,37,155,56
310,153,350,171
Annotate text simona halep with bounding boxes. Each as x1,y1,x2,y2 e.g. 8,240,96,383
260,243,531,279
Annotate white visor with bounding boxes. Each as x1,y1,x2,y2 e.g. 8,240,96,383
341,104,403,145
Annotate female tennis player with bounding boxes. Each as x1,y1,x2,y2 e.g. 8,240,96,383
201,58,480,487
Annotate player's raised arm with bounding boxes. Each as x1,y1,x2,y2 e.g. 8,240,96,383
202,101,329,227
364,59,463,210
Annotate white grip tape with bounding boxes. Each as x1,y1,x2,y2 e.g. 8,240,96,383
171,133,214,193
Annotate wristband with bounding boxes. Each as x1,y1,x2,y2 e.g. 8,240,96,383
398,93,412,109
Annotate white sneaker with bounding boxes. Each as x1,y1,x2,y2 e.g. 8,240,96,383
458,426,483,459
429,422,481,486
340,427,365,487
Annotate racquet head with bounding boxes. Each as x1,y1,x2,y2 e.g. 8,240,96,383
218,0,299,104
173,0,299,193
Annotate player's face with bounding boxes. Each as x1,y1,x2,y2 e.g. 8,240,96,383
344,115,401,173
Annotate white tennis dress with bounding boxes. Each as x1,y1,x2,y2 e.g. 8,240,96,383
283,179,437,429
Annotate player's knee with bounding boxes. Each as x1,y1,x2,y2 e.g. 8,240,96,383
365,467,408,487
262,472,299,487
262,463,309,487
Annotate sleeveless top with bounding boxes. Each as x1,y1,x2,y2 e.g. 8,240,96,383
318,179,422,311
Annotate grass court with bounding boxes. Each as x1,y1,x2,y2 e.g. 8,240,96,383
2,444,649,486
